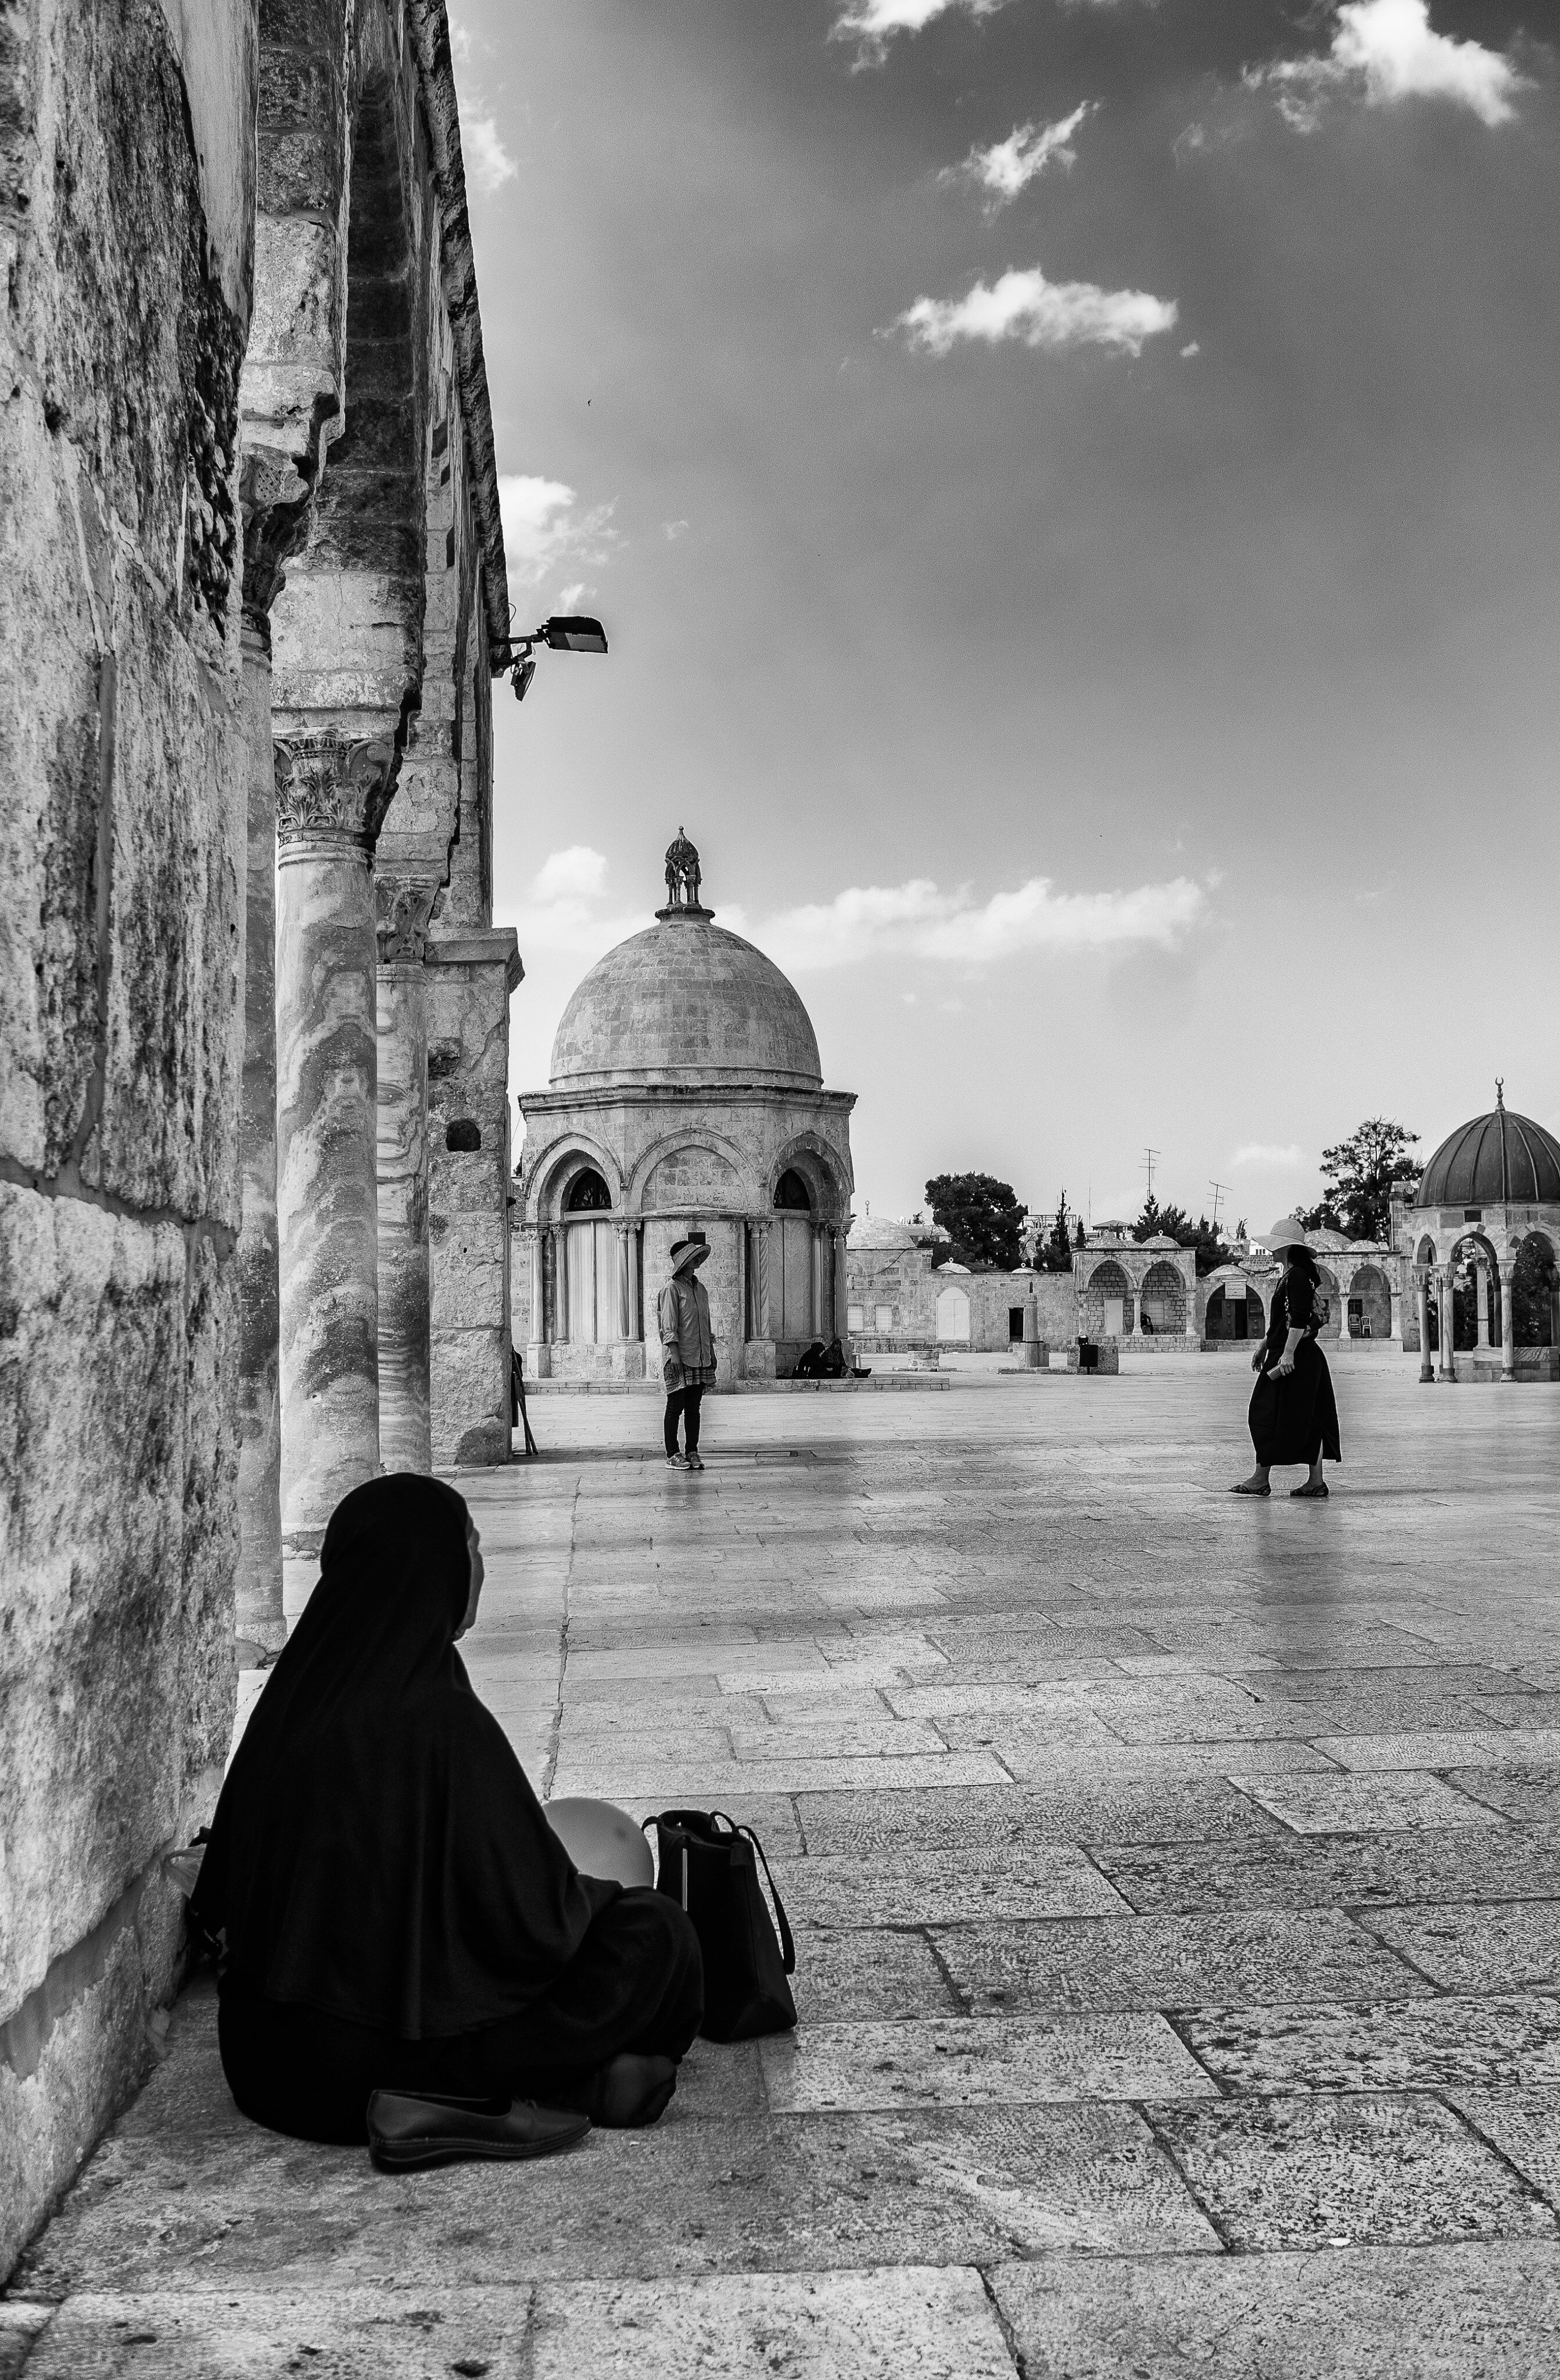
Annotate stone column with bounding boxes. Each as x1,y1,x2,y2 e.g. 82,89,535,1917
1336,1278,1351,1345
1416,1272,1433,1382
527,1226,548,1374
375,880,437,1475
811,1225,826,1338
1437,1267,1457,1382
831,1225,849,1347
1389,1283,1404,1346
1128,1286,1142,1338
274,733,393,1611
235,615,285,1650
615,1222,632,1340
1475,1259,1492,1349
754,1219,772,1339
1500,1261,1516,1381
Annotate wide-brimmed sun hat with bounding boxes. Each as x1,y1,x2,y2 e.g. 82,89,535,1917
1260,1217,1311,1253
669,1235,710,1274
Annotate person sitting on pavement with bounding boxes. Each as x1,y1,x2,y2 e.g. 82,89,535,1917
792,1339,826,1379
820,1337,848,1377
658,1234,716,1471
191,1475,702,2148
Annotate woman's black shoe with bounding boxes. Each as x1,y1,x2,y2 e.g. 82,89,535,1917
366,2088,590,2170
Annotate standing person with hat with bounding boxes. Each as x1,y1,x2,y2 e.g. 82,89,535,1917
1233,1219,1342,1498
659,1235,717,1471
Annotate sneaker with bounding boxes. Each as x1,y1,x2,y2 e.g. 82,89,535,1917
686,1451,705,1472
666,1453,689,1470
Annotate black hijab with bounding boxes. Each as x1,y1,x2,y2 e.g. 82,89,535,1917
191,1475,614,2038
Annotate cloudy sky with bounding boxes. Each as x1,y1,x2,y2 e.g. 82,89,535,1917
451,0,1558,1229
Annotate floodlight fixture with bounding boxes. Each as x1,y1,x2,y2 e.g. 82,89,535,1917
496,613,610,701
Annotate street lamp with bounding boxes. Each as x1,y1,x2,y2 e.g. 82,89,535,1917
494,614,610,702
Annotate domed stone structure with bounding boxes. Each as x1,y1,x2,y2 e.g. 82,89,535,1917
549,921,822,1092
1416,1102,1560,1210
515,837,855,1385
1398,1084,1560,1382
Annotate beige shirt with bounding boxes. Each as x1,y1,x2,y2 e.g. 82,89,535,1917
658,1273,715,1381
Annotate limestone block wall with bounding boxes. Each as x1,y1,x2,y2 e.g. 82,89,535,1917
426,934,519,1465
0,0,254,2273
845,1250,1078,1352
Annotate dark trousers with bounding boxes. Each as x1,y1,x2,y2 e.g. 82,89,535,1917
664,1385,704,1456
217,1888,702,2146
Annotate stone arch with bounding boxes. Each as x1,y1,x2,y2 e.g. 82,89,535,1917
530,1134,625,1223
935,1283,972,1343
1446,1229,1500,1352
1206,1282,1264,1342
643,1142,744,1211
1345,1263,1392,1343
627,1125,752,1214
1511,1229,1559,1347
1139,1260,1185,1336
767,1131,851,1218
1082,1259,1131,1339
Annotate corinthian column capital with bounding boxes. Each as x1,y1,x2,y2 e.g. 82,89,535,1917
274,732,398,856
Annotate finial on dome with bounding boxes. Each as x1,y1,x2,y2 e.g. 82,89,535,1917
658,828,712,922
1496,1077,1505,1109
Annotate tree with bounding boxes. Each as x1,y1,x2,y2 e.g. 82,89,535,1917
1039,1191,1076,1273
924,1173,1028,1270
1315,1119,1421,1243
1134,1196,1232,1277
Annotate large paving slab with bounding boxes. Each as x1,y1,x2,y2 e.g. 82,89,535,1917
8,1363,1560,2374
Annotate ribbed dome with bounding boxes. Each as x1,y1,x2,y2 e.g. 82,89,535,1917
550,915,822,1091
1418,1102,1560,1207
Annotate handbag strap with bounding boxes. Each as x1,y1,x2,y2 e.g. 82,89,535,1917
719,1816,795,1975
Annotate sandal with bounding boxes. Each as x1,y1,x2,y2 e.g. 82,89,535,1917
1290,1481,1329,1499
1230,1480,1270,1496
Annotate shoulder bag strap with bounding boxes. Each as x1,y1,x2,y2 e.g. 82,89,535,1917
735,1824,795,1974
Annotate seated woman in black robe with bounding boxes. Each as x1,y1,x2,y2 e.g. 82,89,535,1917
190,1475,702,2146
1233,1223,1342,1499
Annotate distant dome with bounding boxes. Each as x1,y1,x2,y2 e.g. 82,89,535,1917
550,914,822,1091
850,1216,923,1252
1418,1096,1560,1208
1141,1233,1181,1252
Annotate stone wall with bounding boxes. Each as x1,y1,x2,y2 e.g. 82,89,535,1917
845,1248,1078,1353
0,0,255,2272
427,935,520,1465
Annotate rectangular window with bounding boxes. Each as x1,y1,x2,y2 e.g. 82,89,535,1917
847,1304,865,1332
874,1303,894,1332
1009,1307,1024,1341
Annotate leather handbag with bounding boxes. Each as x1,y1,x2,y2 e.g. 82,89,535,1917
645,1809,797,2041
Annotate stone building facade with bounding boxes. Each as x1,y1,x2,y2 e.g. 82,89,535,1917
1395,1092,1560,1383
1074,1226,1200,1350
515,844,855,1388
2,0,515,2269
845,1223,1076,1354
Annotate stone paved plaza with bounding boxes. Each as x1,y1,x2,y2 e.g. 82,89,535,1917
8,1361,1560,2376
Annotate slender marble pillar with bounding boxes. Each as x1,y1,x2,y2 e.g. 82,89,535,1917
1416,1273,1433,1382
1475,1260,1492,1349
614,1222,633,1341
1500,1264,1516,1381
527,1227,547,1367
1437,1268,1457,1381
811,1225,826,1338
832,1226,848,1348
275,733,393,1612
754,1218,772,1339
235,616,285,1650
376,881,437,1475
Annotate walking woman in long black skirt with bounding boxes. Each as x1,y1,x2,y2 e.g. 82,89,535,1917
1232,1220,1342,1499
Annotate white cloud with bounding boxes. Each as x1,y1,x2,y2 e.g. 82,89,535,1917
1180,340,1200,359
831,0,1008,67
758,873,1207,972
463,113,517,193
1232,1143,1307,1169
1251,1,1524,131
894,265,1178,359
448,16,474,66
498,475,618,598
557,582,589,612
662,519,690,542
945,103,1096,213
515,851,1208,974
